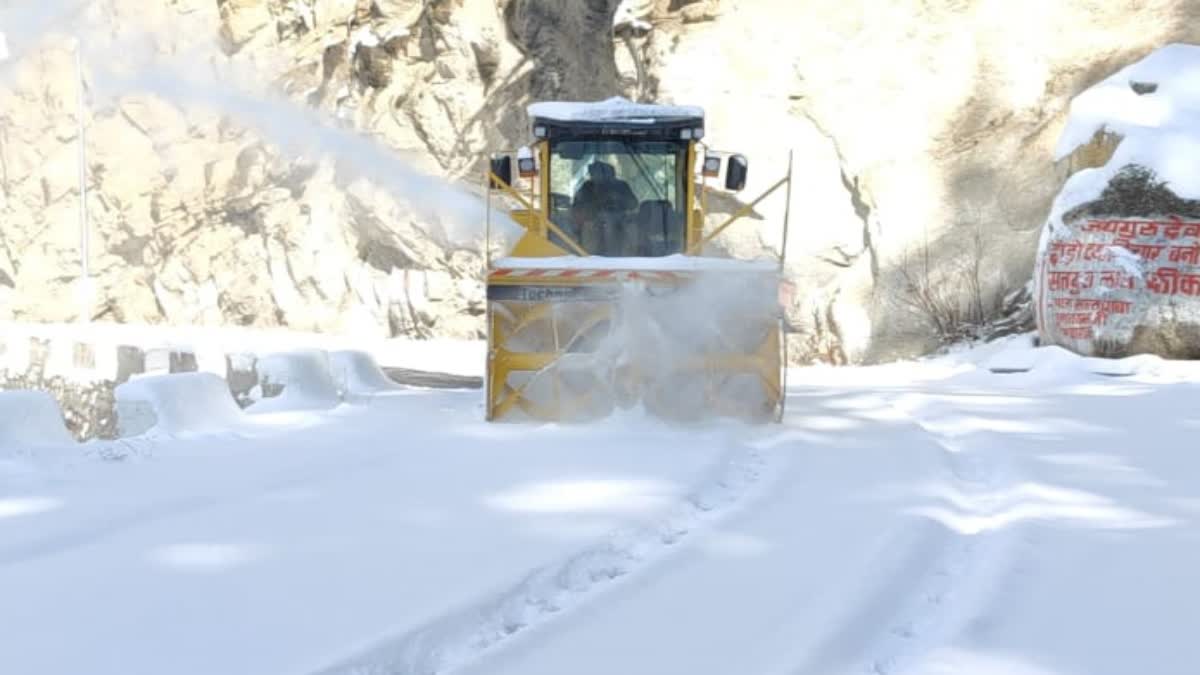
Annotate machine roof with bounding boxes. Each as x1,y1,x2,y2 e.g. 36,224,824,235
527,97,705,126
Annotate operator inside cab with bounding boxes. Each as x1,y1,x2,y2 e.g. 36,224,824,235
570,160,639,256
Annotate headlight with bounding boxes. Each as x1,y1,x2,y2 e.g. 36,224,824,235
703,155,721,177
517,146,537,177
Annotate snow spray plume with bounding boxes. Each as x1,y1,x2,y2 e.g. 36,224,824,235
608,267,781,421
85,37,521,251
518,264,782,424
0,0,91,80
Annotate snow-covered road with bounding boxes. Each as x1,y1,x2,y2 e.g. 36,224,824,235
3,338,1199,675
469,373,1200,675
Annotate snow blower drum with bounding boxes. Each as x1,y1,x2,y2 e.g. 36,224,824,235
484,97,793,424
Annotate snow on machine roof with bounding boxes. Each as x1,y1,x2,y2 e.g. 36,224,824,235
528,97,705,133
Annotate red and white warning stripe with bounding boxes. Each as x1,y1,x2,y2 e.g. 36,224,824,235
489,269,685,283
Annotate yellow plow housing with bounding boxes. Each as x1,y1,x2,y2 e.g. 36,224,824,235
486,261,785,423
484,98,792,424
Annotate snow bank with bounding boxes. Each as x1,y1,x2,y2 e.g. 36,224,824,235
0,390,74,451
328,350,403,396
250,350,342,413
795,332,1200,389
948,333,1200,386
1050,43,1200,225
114,372,245,438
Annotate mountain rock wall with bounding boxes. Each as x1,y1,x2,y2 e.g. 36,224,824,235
2,0,1199,362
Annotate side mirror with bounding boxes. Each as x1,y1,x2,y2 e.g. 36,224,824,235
726,154,749,192
702,155,722,178
490,155,513,189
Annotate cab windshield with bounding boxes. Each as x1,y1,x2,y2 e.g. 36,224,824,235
548,139,689,257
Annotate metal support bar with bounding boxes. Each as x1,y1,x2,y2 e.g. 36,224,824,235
778,151,794,421
487,171,589,257
688,174,791,255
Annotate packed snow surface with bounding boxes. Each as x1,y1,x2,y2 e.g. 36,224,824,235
3,334,1200,675
528,97,704,125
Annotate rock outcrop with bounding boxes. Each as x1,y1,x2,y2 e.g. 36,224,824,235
2,0,1199,363
1035,44,1200,358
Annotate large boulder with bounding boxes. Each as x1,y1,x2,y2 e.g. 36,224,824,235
1035,45,1200,358
1037,168,1200,357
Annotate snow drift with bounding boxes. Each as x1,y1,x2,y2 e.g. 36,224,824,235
114,372,245,438
0,390,74,451
250,350,342,413
328,350,404,397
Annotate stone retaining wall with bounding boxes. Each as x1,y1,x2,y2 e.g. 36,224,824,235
0,327,482,441
0,331,258,441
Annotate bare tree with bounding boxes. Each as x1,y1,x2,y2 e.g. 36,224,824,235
895,211,1008,345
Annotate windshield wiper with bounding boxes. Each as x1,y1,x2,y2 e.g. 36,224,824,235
622,140,668,203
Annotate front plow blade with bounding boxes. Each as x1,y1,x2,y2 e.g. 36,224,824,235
485,262,784,424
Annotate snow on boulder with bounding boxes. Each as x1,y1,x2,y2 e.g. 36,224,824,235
114,372,245,438
0,390,74,451
328,350,403,397
1035,44,1200,358
249,349,341,413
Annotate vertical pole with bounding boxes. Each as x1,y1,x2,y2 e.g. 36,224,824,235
484,163,492,270
483,163,493,419
777,150,794,422
75,38,90,324
779,150,794,270
539,141,551,242
685,141,697,254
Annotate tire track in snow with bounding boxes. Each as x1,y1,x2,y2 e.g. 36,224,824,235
860,394,1023,675
307,437,776,675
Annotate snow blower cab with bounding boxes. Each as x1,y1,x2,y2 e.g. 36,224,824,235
484,97,793,423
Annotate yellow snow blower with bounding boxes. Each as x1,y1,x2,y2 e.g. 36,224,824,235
484,98,792,423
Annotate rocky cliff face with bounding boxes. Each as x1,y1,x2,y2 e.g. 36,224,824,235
2,0,1199,362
